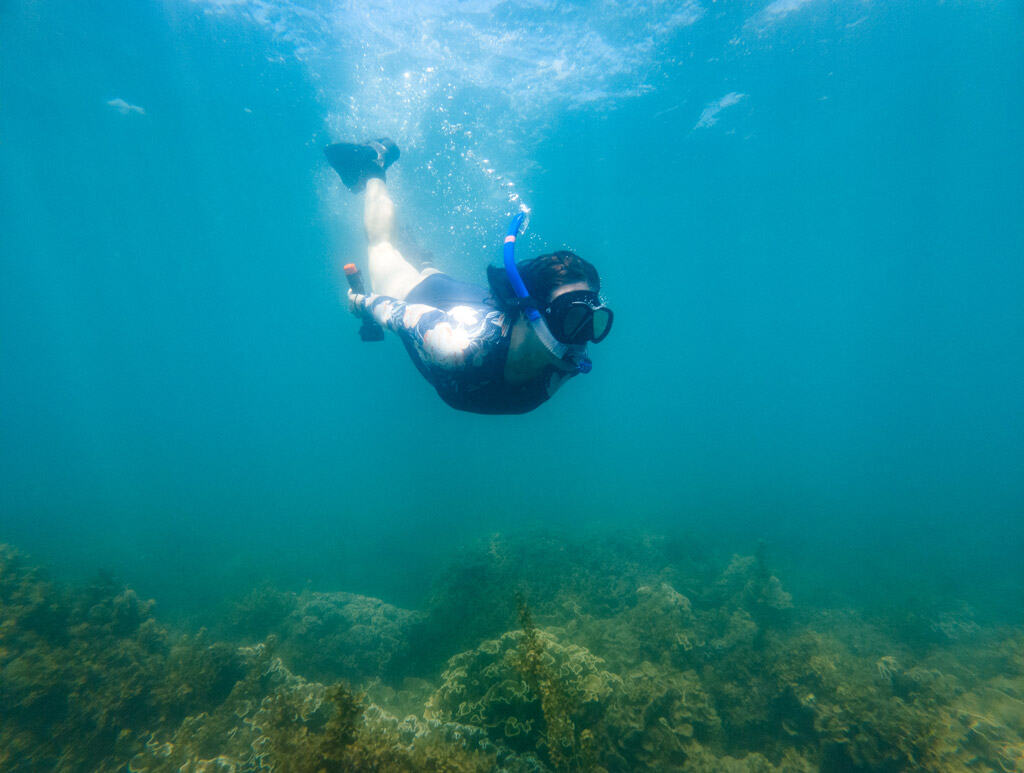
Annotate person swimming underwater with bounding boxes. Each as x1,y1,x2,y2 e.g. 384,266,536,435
324,138,613,415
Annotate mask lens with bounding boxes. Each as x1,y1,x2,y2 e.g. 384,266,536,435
591,308,613,342
562,305,592,342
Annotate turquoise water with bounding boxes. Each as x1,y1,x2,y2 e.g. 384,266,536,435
2,2,1024,767
3,0,1021,612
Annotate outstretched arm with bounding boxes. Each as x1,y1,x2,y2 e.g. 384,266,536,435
349,292,502,369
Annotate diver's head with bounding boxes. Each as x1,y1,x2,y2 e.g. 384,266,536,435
488,250,613,344
517,250,599,302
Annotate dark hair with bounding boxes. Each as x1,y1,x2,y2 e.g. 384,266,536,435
487,250,600,313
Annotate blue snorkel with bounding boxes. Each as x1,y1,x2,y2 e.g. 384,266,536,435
503,213,592,375
503,213,534,317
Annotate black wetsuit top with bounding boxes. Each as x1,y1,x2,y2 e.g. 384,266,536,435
352,273,573,414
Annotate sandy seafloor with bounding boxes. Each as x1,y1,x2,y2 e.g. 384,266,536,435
1,0,1023,770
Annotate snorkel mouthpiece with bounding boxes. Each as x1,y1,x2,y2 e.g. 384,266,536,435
503,213,591,375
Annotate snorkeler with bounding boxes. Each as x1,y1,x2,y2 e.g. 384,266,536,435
323,138,613,415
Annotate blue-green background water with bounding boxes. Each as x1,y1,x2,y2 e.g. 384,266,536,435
1,0,1022,620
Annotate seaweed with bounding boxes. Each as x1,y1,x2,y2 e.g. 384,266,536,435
513,594,598,771
425,600,619,770
3,535,1024,772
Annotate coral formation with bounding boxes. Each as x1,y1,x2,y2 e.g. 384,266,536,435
425,599,620,770
0,546,243,771
3,532,1024,772
130,642,504,772
228,586,423,684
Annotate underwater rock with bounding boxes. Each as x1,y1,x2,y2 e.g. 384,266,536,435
561,580,703,674
715,553,794,621
226,582,295,638
5,537,1024,772
287,590,423,680
945,684,1024,771
406,529,675,677
129,642,510,773
680,744,816,772
931,601,983,642
365,674,438,719
425,627,621,768
231,587,423,684
631,582,699,660
606,661,723,768
0,545,242,771
709,608,760,652
751,628,1024,772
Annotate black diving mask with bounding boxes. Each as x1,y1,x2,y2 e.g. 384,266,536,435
541,290,614,345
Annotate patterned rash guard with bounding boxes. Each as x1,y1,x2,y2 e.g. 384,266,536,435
350,273,574,414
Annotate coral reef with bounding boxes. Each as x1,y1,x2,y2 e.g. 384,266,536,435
3,532,1024,772
425,600,620,770
0,545,243,771
130,642,506,772
403,528,675,674
228,586,423,684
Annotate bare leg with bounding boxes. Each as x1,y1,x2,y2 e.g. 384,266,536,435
363,178,423,299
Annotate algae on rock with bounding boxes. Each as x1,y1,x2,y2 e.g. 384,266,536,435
425,624,619,770
229,586,423,684
5,534,1024,773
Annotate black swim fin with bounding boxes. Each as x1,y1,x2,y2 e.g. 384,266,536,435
323,138,400,193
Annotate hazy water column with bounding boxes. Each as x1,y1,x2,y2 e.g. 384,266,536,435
0,0,1021,615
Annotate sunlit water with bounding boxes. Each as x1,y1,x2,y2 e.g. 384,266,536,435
2,0,1022,628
